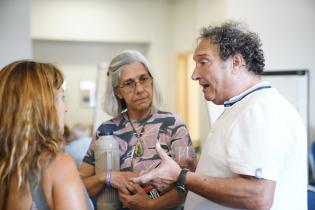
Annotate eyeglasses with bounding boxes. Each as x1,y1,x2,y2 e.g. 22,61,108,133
118,75,153,92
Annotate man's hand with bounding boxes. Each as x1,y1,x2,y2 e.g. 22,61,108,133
131,142,181,191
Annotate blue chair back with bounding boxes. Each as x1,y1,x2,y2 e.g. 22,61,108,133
308,185,315,210
309,141,315,183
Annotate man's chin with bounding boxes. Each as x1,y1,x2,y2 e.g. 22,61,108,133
203,93,212,101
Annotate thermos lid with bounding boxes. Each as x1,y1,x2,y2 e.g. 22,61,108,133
104,131,113,135
94,135,119,151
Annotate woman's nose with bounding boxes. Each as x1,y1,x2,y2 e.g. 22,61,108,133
134,81,145,92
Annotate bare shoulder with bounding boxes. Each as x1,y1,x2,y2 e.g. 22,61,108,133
51,153,76,168
42,153,83,207
45,153,79,180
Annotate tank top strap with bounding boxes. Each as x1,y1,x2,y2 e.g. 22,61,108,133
29,159,53,210
29,157,94,210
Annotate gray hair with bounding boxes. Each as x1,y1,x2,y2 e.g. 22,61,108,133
103,50,162,116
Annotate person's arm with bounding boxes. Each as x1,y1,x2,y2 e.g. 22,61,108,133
119,183,185,210
150,188,185,210
45,154,88,210
79,162,106,196
132,143,276,210
185,172,275,210
80,162,138,196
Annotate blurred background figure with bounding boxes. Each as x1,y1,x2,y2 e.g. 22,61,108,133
65,123,92,168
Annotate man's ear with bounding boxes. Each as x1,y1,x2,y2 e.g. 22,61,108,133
232,54,246,73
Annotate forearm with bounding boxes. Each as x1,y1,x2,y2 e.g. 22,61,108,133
185,172,275,210
82,173,105,197
149,188,185,210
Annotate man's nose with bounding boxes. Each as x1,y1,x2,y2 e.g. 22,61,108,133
191,67,199,81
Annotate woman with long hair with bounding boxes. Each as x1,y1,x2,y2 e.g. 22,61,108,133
0,60,92,210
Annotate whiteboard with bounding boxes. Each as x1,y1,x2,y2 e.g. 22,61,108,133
207,70,310,139
261,70,309,136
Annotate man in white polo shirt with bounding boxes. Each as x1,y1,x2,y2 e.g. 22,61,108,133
132,21,307,210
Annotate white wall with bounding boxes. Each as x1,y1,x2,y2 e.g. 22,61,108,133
32,0,159,42
171,0,198,53
196,0,227,29
30,0,315,138
33,40,148,127
31,0,175,113
0,0,32,68
225,0,315,139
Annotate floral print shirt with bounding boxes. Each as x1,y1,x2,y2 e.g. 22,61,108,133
83,110,195,175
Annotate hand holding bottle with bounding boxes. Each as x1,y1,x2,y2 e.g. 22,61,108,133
110,171,138,194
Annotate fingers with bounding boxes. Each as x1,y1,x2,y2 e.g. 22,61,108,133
112,175,134,194
125,182,136,194
156,142,180,171
118,191,129,204
119,185,132,195
119,183,138,200
156,184,168,192
131,183,146,193
155,142,172,161
139,170,146,176
131,172,153,184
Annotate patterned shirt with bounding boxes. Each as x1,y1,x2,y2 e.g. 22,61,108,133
83,109,195,176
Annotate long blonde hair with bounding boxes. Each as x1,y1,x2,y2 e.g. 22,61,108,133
0,60,65,208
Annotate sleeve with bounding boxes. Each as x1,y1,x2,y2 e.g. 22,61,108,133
82,131,97,166
170,114,196,160
226,102,289,181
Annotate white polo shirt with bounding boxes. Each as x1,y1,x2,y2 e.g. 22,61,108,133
185,84,307,210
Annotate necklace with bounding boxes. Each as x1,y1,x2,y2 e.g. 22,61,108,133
127,115,150,157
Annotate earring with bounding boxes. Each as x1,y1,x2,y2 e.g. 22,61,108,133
116,92,123,99
114,89,122,99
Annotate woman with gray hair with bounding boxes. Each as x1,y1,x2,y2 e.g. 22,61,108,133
103,50,162,117
80,50,196,210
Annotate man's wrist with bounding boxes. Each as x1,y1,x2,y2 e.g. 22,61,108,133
176,168,189,193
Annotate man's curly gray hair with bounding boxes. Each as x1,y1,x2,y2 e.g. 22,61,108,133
200,21,265,74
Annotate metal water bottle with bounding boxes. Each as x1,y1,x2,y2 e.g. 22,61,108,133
94,133,120,210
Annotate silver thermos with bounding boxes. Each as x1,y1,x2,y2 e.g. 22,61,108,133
94,133,120,210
